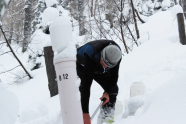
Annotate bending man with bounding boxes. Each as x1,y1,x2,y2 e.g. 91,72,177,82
76,40,122,124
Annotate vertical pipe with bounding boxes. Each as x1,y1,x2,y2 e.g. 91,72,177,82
54,58,83,124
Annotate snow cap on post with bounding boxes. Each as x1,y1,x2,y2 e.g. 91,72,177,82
49,16,72,54
171,5,183,18
42,7,59,27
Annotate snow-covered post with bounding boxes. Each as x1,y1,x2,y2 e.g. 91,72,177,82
44,46,58,97
177,13,186,44
49,16,83,124
172,5,186,45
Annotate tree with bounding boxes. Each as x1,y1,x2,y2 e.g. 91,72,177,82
22,0,33,52
32,0,47,32
78,0,86,36
0,0,9,18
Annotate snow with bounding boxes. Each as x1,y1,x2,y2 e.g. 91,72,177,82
53,41,76,60
1,5,186,124
49,16,72,54
171,5,184,18
133,74,186,124
30,29,51,53
162,0,171,8
41,7,59,27
45,0,58,7
0,83,19,124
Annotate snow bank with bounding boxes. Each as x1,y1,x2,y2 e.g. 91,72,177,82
30,29,51,54
19,95,61,124
171,5,183,18
42,7,59,27
0,83,19,124
131,73,186,124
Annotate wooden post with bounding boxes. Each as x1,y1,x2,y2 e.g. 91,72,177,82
44,46,58,97
177,13,186,45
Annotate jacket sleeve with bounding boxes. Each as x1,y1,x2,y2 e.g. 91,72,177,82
104,60,121,94
80,53,96,113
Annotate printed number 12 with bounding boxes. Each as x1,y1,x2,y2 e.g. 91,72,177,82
63,74,68,79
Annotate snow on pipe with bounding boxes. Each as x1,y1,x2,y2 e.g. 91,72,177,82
50,16,72,54
50,17,83,124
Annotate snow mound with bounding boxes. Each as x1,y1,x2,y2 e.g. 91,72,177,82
0,84,19,124
131,74,186,124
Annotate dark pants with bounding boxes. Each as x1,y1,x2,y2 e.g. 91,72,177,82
77,63,118,116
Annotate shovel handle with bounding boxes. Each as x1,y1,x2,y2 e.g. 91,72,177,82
90,97,107,121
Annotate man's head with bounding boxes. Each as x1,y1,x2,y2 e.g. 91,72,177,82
101,45,122,68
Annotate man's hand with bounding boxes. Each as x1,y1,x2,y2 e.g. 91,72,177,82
83,113,91,124
100,92,110,106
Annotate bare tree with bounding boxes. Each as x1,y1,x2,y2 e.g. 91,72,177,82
131,0,140,40
0,24,32,79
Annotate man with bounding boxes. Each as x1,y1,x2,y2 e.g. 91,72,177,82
76,40,122,124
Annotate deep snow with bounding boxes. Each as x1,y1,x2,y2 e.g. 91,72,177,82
0,6,186,124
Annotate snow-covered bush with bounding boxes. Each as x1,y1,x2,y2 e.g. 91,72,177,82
162,0,171,11
27,50,44,71
136,0,175,16
32,0,47,32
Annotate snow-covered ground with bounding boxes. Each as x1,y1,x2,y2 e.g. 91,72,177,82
1,6,186,124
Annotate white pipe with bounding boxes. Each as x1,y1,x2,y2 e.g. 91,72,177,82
54,58,83,124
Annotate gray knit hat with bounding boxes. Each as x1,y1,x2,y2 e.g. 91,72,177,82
101,45,122,68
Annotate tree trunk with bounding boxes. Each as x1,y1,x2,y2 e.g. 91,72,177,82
105,13,114,28
179,0,182,6
90,0,94,17
8,22,13,44
0,0,7,18
135,9,145,23
78,0,86,36
131,0,140,39
177,13,186,45
174,0,177,5
120,0,129,54
44,46,58,97
58,0,62,4
22,0,32,52
183,0,186,18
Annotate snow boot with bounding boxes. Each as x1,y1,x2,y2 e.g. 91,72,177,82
97,102,115,124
